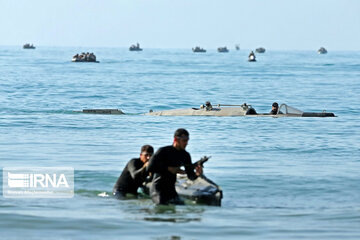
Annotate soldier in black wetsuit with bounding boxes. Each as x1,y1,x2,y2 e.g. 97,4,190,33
146,128,203,205
113,145,154,198
205,101,213,111
270,102,283,115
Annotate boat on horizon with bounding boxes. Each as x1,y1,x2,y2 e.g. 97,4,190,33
129,43,143,51
192,46,206,53
217,47,229,53
72,52,99,63
256,47,265,53
318,47,327,54
248,51,256,62
23,43,35,49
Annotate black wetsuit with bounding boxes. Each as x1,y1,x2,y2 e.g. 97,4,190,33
146,145,197,205
270,109,283,115
270,109,277,115
113,158,148,198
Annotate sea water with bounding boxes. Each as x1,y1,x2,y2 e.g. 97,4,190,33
0,46,359,239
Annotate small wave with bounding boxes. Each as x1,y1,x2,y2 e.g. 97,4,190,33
0,109,82,115
76,189,111,197
97,192,110,197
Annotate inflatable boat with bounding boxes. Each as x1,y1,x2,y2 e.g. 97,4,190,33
71,58,99,63
144,156,223,206
175,174,222,206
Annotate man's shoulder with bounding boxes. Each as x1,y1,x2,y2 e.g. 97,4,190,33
157,145,173,152
130,157,140,161
128,158,141,164
182,150,191,159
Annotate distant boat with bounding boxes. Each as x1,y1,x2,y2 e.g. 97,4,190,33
192,46,206,53
129,43,143,51
256,47,265,53
318,47,327,54
72,52,99,63
248,51,256,62
23,43,35,49
217,47,229,53
235,44,240,50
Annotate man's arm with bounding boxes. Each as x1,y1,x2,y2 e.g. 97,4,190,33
168,166,185,175
128,159,148,181
183,153,198,180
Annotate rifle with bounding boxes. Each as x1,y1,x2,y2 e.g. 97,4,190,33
181,156,211,177
192,156,211,168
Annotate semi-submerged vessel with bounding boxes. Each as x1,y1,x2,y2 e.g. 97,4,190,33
145,103,336,117
77,109,124,114
77,103,335,117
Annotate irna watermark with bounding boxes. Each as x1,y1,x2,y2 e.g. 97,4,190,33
3,167,74,198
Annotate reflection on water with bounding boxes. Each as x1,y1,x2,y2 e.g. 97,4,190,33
143,217,200,223
75,171,207,223
140,205,204,223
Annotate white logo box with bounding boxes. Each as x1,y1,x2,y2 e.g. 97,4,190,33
3,167,74,198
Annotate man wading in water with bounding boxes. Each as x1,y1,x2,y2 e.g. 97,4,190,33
113,145,154,198
147,128,203,205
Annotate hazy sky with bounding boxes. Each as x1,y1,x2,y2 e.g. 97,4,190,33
1,0,359,50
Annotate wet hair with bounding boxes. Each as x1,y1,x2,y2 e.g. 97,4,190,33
272,102,279,107
174,128,189,138
141,145,154,153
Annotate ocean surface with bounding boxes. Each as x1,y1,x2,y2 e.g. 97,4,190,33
0,46,359,239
